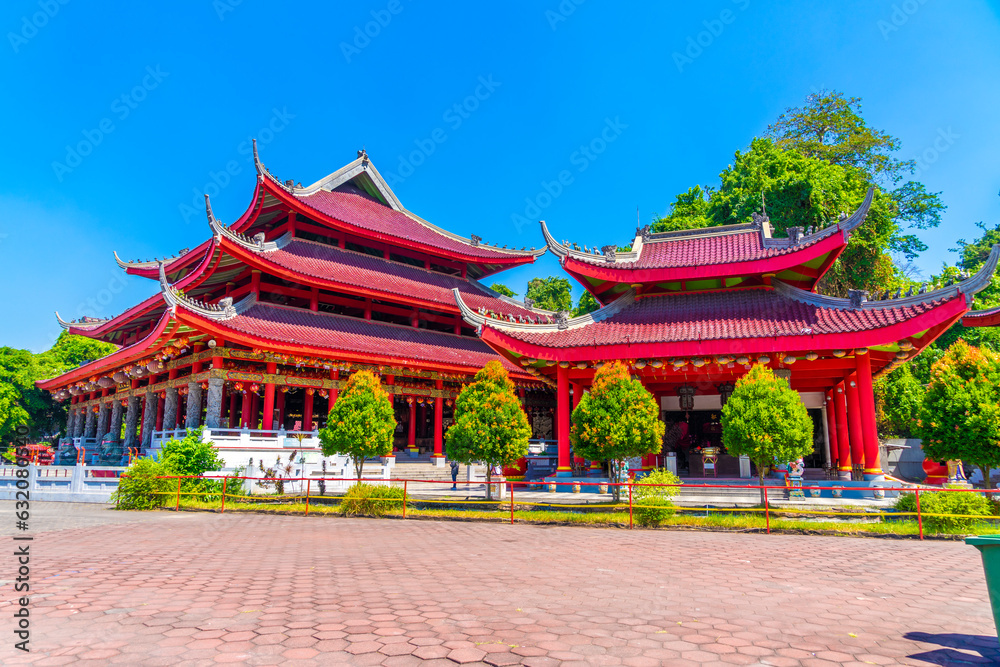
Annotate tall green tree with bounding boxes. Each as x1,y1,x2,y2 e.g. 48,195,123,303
489,283,516,298
652,185,713,233
526,276,572,312
918,339,1000,487
721,364,813,504
765,90,912,179
445,360,530,500
873,364,925,439
572,291,601,317
570,362,664,501
319,371,396,482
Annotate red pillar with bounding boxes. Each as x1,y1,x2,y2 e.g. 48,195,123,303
250,392,259,429
433,380,444,460
229,391,238,428
262,363,276,431
303,391,314,431
825,389,838,470
407,398,417,451
854,352,883,478
309,287,319,312
834,382,851,478
155,394,165,431
571,382,585,467
240,390,251,428
276,389,285,430
251,269,261,296
556,364,571,475
330,370,339,404
845,373,865,480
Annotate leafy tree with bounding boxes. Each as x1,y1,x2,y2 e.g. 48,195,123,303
158,427,222,478
721,364,813,504
319,370,396,482
35,332,117,379
652,185,714,233
0,333,117,444
572,291,601,317
570,362,664,501
445,360,531,500
489,282,516,298
873,364,924,438
918,339,1000,486
765,90,913,180
525,276,572,312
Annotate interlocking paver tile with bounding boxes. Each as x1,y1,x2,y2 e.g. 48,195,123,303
2,501,999,666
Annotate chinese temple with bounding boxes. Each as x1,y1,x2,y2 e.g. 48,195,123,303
37,146,555,463
454,188,1000,483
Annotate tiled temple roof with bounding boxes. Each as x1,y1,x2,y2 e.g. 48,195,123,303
211,216,551,321
455,244,1000,350
191,302,520,373
253,143,543,263
472,287,950,349
541,187,874,273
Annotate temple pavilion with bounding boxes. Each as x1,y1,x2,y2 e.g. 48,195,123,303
453,189,1000,482
38,146,556,462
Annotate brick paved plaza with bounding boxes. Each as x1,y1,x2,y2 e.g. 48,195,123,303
1,502,997,666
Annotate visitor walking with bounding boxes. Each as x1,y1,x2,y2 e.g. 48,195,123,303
450,460,459,490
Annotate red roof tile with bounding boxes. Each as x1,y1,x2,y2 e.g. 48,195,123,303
293,187,528,261
496,287,949,348
634,231,791,269
257,239,543,319
214,303,519,372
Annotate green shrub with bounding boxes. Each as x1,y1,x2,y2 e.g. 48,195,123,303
159,427,223,478
894,490,994,533
340,483,405,517
111,457,174,510
632,469,682,526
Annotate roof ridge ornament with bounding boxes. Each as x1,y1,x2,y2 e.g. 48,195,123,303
158,261,252,320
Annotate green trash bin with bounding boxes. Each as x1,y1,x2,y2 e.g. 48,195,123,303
966,535,1000,643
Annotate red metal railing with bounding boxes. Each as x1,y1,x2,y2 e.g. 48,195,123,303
125,473,1000,539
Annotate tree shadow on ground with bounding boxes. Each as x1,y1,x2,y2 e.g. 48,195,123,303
905,632,999,665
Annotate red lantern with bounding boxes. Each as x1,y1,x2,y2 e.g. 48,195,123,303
249,383,259,393
306,388,315,396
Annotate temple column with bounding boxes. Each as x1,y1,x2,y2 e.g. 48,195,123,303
228,391,238,428
141,390,158,449
262,363,277,431
75,406,86,438
123,394,141,450
834,382,851,480
330,369,340,404
205,378,225,429
110,399,124,442
556,364,571,476
97,401,110,440
418,402,427,439
185,381,203,429
163,387,179,432
155,394,165,431
845,373,865,481
407,398,417,453
240,390,252,429
84,405,96,439
250,392,259,428
571,382,587,469
854,352,883,480
825,390,838,471
276,389,286,430
65,405,76,442
302,391,314,431
432,380,444,464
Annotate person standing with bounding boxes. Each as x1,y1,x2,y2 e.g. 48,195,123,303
450,460,459,490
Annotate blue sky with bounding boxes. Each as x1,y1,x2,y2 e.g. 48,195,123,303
2,0,999,352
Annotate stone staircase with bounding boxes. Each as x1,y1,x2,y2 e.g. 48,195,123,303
391,459,480,484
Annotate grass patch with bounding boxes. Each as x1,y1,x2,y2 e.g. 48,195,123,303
160,493,1000,538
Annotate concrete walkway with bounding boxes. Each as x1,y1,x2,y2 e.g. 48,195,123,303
2,500,993,665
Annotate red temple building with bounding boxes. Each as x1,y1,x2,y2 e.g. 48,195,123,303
454,188,1000,484
37,146,555,464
